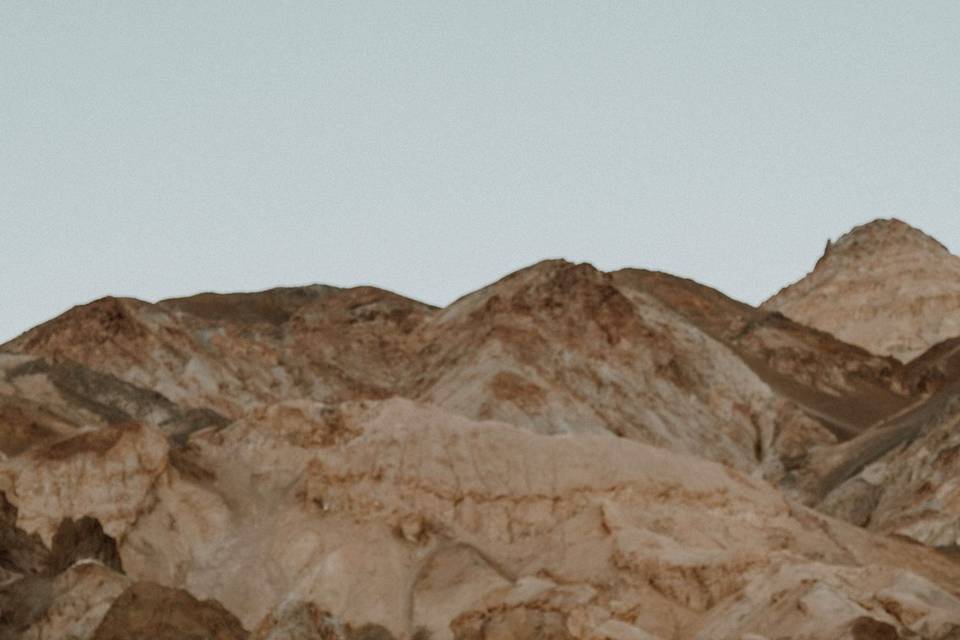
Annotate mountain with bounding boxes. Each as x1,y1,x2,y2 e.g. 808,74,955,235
764,218,960,363
2,260,915,478
813,342,960,550
3,218,960,639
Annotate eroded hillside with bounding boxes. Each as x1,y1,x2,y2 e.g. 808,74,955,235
2,219,959,639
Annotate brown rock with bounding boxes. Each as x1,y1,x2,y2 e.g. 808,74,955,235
5,227,960,640
0,491,48,576
90,581,248,640
47,516,122,576
20,562,131,640
851,616,901,640
452,607,573,640
0,422,170,545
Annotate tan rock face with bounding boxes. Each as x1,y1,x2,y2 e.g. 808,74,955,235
3,219,960,640
764,218,960,363
690,563,960,640
6,258,910,479
0,422,169,545
0,489,130,640
0,352,227,455
406,261,779,471
819,383,960,548
5,399,960,640
4,287,434,421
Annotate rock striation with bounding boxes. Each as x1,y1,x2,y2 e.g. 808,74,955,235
2,218,960,639
3,399,960,639
3,259,916,481
764,218,960,363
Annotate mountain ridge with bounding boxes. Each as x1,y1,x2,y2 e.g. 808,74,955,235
3,219,960,639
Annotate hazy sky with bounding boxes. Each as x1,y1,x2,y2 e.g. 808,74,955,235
2,2,959,343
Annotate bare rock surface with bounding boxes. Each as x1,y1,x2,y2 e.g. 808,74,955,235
4,399,960,639
405,260,781,471
0,422,170,545
613,268,911,433
89,581,248,640
19,562,131,640
0,352,228,454
0,490,129,640
764,218,960,363
818,381,960,549
3,219,960,639
3,260,897,478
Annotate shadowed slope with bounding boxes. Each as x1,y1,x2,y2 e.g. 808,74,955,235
614,268,912,436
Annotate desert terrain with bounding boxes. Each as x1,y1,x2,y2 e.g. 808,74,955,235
3,218,960,639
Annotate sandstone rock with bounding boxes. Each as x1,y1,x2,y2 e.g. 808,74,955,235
452,606,573,640
408,260,779,471
20,561,131,640
0,491,48,576
120,399,960,639
614,268,911,431
0,575,54,640
0,353,228,452
764,219,960,363
4,286,434,420
4,221,960,640
5,259,903,480
252,601,348,640
0,422,170,545
690,563,960,639
5,394,960,640
0,487,128,639
3,254,925,490
819,383,960,547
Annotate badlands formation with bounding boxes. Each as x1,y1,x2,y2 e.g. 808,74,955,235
2,218,960,639
764,219,960,363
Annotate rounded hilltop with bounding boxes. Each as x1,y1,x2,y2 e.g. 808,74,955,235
765,217,960,363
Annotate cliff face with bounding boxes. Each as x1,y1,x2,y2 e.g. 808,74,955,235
764,218,960,363
3,218,960,639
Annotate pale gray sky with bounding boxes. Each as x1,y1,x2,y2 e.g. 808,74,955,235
2,2,959,342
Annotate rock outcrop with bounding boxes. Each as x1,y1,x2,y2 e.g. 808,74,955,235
818,378,960,549
89,581,248,640
0,490,129,640
0,422,170,545
4,258,916,482
4,399,960,639
2,218,960,639
764,218,960,363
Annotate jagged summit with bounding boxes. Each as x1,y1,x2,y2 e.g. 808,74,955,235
765,218,960,362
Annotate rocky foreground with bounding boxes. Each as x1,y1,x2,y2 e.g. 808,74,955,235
2,218,960,639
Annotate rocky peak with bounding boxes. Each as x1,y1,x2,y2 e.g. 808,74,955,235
764,218,960,363
819,218,950,265
7,297,152,358
7,241,960,638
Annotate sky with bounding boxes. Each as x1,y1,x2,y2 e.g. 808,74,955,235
2,2,959,343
